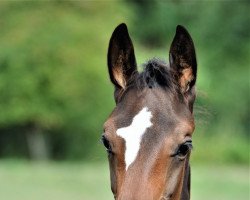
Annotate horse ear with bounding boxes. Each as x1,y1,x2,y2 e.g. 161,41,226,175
107,23,137,90
169,25,197,94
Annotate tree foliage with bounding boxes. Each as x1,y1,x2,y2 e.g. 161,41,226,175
130,1,249,136
0,1,248,163
0,1,131,159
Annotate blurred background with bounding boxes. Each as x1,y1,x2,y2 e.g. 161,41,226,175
0,1,249,200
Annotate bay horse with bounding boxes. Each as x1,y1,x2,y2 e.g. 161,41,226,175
102,23,197,200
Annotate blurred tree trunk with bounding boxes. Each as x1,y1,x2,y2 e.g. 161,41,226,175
25,124,49,160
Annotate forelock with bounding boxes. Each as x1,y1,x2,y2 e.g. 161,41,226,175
134,58,178,91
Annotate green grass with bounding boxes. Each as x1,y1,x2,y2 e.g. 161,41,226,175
0,160,248,200
191,164,249,200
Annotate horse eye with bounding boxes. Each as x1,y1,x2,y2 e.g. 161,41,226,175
177,141,193,159
101,135,112,153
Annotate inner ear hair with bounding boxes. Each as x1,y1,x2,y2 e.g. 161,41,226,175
179,65,194,93
112,54,127,89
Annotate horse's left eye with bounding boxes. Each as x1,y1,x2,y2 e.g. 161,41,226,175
101,135,112,153
176,141,193,159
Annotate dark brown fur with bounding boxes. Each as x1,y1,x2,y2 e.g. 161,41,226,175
102,23,197,200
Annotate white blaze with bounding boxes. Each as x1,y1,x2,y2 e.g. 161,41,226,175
116,107,152,170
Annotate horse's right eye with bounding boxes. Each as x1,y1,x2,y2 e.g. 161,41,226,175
101,135,112,153
175,141,193,160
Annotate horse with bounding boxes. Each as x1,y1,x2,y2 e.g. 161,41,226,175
102,23,197,200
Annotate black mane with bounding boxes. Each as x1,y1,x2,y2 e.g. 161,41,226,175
136,58,178,91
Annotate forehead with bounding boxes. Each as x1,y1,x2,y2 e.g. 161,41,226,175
104,87,194,134
104,87,194,171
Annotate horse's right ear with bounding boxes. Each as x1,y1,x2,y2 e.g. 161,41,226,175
169,25,197,94
107,23,137,93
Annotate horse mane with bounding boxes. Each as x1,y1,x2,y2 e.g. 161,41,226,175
116,58,179,103
135,58,178,91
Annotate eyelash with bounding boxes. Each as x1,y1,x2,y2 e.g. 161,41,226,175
101,135,112,154
173,141,193,159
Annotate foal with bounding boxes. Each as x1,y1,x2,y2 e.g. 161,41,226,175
102,23,197,200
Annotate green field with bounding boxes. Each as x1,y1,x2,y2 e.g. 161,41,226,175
0,160,248,200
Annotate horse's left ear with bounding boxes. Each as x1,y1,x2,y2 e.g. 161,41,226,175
169,25,197,96
108,23,137,91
